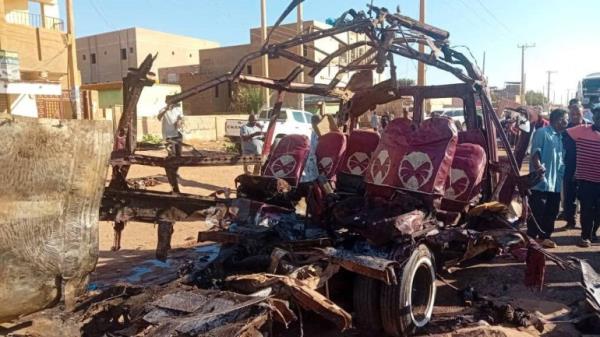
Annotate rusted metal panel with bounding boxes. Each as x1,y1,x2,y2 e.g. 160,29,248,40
0,116,112,321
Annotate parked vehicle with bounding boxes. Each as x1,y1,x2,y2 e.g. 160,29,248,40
438,108,466,130
225,108,314,142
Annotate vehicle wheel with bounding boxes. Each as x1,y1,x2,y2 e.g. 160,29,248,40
353,275,383,333
380,244,436,336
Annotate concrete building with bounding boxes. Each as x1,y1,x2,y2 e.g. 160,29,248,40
76,27,219,84
161,21,384,115
491,81,521,103
0,0,69,117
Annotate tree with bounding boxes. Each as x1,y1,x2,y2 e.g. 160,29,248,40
231,85,264,114
525,90,548,106
398,78,415,86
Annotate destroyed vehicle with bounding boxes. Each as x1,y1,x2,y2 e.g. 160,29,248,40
136,3,570,336
2,1,593,335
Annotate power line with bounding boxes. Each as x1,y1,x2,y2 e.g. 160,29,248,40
475,0,513,35
88,0,114,30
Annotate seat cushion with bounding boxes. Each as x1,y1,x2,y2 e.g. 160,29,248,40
338,130,380,177
262,134,310,186
315,131,347,179
397,117,458,196
441,143,487,212
364,118,414,198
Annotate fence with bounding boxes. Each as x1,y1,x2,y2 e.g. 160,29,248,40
5,11,64,32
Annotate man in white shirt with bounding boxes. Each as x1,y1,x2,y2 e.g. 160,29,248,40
157,102,183,157
240,114,264,174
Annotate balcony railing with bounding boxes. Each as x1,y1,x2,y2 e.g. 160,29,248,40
5,10,64,32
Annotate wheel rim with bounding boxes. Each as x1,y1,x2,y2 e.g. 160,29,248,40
408,256,435,328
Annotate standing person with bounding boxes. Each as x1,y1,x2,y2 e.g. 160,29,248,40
370,110,379,132
380,112,390,130
240,114,264,175
158,102,184,157
527,108,568,248
531,106,549,131
560,99,588,229
567,106,600,247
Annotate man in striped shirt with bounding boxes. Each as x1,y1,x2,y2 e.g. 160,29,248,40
567,106,600,247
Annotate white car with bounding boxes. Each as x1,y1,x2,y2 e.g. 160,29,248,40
433,108,465,130
225,108,314,142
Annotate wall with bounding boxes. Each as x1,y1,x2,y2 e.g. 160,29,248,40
136,114,247,141
0,19,68,78
7,93,37,117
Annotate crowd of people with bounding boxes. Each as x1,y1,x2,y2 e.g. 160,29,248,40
526,100,600,248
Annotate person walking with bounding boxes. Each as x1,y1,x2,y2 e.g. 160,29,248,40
158,102,184,157
567,106,600,247
527,109,568,248
561,99,588,229
240,114,264,175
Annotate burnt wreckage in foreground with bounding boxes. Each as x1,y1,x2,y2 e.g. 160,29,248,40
97,1,597,336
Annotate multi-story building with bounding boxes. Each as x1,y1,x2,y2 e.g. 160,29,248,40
491,81,522,103
160,21,384,115
0,0,70,117
76,28,219,84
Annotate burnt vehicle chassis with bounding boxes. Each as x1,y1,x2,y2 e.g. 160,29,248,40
98,1,583,336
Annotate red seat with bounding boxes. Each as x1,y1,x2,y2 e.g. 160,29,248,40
262,134,311,187
364,118,414,198
315,132,347,179
397,117,458,197
338,130,380,177
440,143,487,212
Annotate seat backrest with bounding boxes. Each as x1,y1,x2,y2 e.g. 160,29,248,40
315,131,347,179
364,118,414,198
458,129,486,148
338,130,380,177
441,143,487,212
262,134,310,186
397,117,458,196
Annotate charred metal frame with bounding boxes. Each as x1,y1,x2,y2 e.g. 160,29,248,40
101,1,526,258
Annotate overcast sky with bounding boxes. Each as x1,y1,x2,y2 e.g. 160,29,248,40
63,0,600,105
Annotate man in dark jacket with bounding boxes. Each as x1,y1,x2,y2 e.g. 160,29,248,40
561,99,588,229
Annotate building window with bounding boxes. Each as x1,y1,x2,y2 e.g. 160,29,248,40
247,65,252,75
215,84,219,98
91,53,96,64
121,48,127,60
303,45,308,57
104,51,107,55
129,47,134,53
189,53,193,58
171,51,175,56
82,54,86,61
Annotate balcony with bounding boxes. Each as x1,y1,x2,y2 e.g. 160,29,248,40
5,10,64,32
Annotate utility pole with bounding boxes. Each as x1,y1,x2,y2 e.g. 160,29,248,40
66,0,82,119
417,0,426,86
517,43,535,105
482,51,486,74
296,2,304,110
546,70,557,104
260,0,270,108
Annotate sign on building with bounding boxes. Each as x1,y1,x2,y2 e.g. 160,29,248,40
0,51,21,81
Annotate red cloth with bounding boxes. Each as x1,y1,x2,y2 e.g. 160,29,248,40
524,245,546,290
262,134,310,186
315,132,347,179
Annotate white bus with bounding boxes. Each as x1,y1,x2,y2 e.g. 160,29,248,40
577,72,600,109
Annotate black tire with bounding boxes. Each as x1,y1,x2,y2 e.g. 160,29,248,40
353,275,383,334
380,244,436,336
